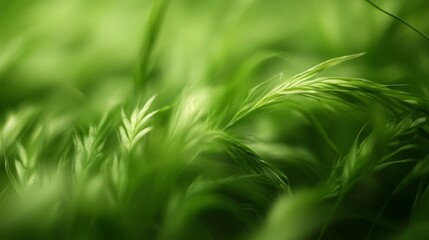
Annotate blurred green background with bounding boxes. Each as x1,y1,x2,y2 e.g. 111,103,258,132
1,0,428,109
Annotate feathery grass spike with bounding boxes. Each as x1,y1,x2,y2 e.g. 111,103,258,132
119,96,158,151
226,53,365,128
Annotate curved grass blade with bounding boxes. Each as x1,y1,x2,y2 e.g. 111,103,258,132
214,132,289,192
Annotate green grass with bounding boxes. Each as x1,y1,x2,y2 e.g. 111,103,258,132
1,0,429,239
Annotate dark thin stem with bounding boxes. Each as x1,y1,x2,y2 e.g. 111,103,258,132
365,0,429,41
318,193,345,240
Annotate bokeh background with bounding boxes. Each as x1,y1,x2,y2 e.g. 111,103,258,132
1,0,428,109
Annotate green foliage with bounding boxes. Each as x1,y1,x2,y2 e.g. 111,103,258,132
1,0,429,239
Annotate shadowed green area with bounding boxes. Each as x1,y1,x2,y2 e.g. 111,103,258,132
1,0,429,239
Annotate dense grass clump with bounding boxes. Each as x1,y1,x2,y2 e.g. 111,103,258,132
1,0,429,239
